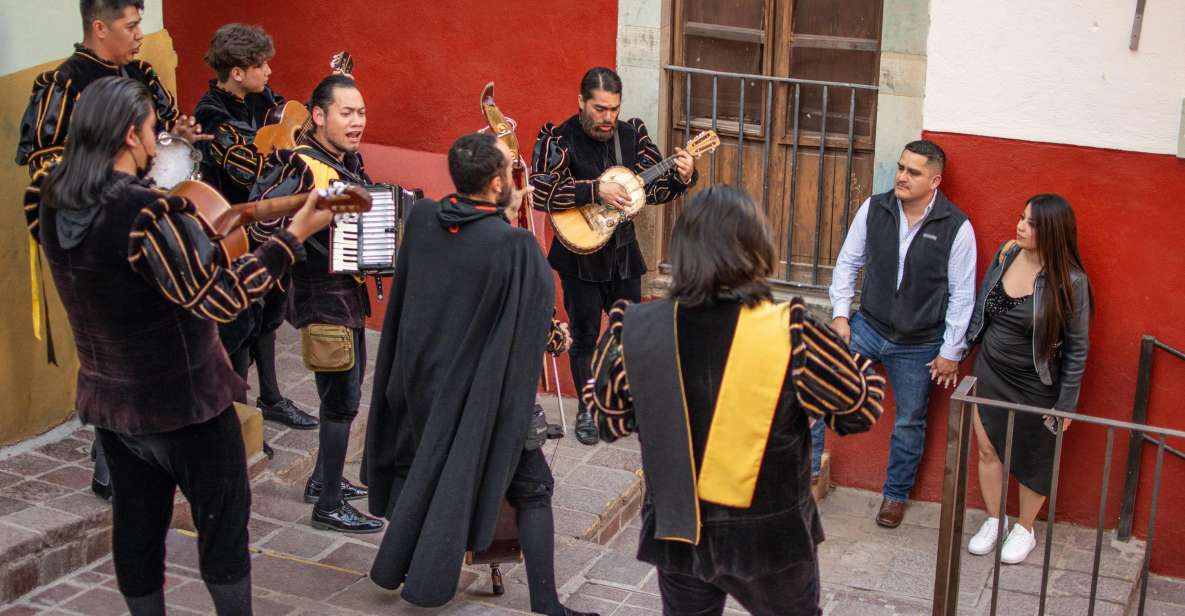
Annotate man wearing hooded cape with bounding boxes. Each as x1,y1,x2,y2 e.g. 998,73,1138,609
362,133,596,616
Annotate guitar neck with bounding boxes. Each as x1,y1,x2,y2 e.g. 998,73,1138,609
236,193,309,225
638,154,682,186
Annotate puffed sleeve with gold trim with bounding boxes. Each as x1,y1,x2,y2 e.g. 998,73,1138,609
582,299,636,443
15,69,76,176
789,300,887,435
530,122,598,212
127,195,305,323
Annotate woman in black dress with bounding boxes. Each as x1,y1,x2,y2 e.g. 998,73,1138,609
964,194,1092,565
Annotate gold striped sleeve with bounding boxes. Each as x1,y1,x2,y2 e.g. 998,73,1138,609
128,196,303,323
529,123,593,211
789,299,886,435
584,300,638,443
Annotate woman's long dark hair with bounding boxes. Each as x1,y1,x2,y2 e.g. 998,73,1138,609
42,76,153,210
1029,193,1093,361
668,185,775,307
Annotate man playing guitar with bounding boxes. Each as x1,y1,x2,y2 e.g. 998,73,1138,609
531,67,697,445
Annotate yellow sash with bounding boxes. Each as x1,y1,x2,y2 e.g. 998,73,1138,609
29,237,44,340
697,301,793,508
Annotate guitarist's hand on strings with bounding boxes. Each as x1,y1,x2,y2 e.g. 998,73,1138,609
673,147,695,184
598,180,630,211
288,182,348,242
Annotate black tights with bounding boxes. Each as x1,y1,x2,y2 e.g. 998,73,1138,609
313,419,352,509
518,506,564,616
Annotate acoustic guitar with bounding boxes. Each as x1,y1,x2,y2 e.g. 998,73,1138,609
254,51,354,157
168,180,371,260
548,130,720,254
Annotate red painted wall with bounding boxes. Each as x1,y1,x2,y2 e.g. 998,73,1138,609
828,131,1185,575
163,1,616,397
163,2,617,154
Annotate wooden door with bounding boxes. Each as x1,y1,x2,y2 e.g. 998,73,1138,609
664,0,883,288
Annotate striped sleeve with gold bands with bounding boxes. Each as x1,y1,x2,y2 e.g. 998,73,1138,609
584,297,886,443
583,300,636,442
529,122,597,212
546,318,570,355
15,70,76,176
23,165,52,236
630,118,692,204
790,301,886,435
209,122,264,189
248,149,314,243
129,60,180,133
127,195,304,323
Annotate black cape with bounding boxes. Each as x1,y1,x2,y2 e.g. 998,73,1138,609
361,196,554,607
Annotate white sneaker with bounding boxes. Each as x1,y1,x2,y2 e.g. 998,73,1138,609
968,516,1007,555
1000,524,1037,564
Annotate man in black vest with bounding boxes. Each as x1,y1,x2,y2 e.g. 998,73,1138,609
531,67,697,445
824,140,977,528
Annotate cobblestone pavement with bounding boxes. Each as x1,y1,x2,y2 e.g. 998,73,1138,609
3,325,1182,615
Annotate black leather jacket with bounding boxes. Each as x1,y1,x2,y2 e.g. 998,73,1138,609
966,241,1091,411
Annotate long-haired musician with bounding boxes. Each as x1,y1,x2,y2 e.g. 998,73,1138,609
530,67,698,445
27,76,336,615
195,23,318,432
14,0,208,503
251,74,384,534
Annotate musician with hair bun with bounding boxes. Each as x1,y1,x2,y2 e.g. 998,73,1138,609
194,23,318,432
252,74,384,535
531,66,698,445
26,76,337,615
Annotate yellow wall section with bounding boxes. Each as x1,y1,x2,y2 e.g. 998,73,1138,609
0,30,179,444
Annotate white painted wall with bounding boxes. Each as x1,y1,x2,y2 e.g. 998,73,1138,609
925,0,1185,155
0,0,164,75
617,0,663,138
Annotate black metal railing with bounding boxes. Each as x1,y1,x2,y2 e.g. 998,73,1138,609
662,65,879,291
1118,335,1185,541
933,376,1185,616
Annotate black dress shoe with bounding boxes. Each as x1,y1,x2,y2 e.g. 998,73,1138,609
258,398,318,430
310,501,384,534
574,409,599,445
304,476,368,504
546,423,565,439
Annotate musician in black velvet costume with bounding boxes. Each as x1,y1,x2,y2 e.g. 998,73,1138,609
531,67,697,445
252,75,383,534
27,76,344,616
583,186,887,616
363,133,594,616
15,0,207,502
195,23,317,431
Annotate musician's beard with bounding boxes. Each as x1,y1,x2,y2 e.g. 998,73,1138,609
579,112,615,142
496,185,513,210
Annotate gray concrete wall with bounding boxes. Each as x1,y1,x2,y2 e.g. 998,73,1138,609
873,0,931,192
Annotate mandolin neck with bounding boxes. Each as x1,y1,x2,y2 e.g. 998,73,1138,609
638,154,683,186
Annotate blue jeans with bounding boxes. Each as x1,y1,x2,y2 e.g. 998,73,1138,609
809,312,942,502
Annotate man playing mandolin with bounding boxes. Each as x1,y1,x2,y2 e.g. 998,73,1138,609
531,67,698,445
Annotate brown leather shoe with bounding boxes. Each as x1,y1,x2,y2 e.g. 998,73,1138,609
876,498,905,528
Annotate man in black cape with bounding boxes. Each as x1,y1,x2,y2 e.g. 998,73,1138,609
362,133,596,616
